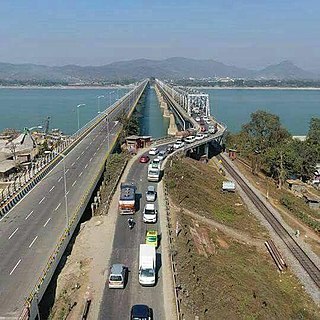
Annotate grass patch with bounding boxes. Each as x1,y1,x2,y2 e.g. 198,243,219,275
165,156,265,237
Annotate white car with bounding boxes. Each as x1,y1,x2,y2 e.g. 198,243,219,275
157,150,166,161
185,135,196,144
174,140,184,149
195,133,205,140
143,203,157,223
195,117,201,122
203,116,209,121
148,147,159,156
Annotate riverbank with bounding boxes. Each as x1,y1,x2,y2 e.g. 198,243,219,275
191,86,320,90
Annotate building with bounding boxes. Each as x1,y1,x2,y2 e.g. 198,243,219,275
125,135,152,154
303,194,320,210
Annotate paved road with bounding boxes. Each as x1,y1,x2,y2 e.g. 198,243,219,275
0,89,141,318
99,147,171,320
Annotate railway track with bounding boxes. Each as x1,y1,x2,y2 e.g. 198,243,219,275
218,154,320,290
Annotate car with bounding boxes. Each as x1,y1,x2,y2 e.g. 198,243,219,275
195,133,205,140
130,304,153,320
185,135,196,144
195,116,201,122
145,230,158,247
108,263,127,289
157,150,166,161
139,154,150,163
143,203,157,223
174,140,184,149
203,116,209,121
150,158,161,168
166,145,174,154
146,185,156,202
148,147,159,156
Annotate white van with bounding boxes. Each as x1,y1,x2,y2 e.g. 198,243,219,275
139,244,156,286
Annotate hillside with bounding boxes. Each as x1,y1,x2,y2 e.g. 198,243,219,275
0,58,318,82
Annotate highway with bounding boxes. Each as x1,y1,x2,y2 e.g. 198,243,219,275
0,87,143,318
99,150,168,319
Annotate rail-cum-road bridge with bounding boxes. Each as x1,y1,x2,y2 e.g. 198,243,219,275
0,78,227,319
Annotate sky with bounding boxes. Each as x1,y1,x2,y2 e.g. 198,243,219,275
0,0,319,71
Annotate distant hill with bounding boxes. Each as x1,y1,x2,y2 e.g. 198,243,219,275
0,58,318,82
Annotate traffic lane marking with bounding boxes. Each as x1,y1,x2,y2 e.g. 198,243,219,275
10,259,21,275
39,197,45,205
29,236,38,248
44,218,51,227
8,227,19,240
55,203,61,211
25,210,34,220
49,185,55,192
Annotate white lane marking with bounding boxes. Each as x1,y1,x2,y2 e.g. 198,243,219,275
71,162,75,167
55,203,61,211
72,180,77,187
8,227,19,240
43,217,51,227
49,185,55,192
97,147,100,151
81,151,84,155
79,172,83,177
25,210,34,220
66,191,70,195
103,138,106,141
76,156,80,160
39,197,45,205
90,141,92,145
93,152,97,156
58,177,63,182
86,146,89,150
89,157,93,162
85,164,88,169
10,259,21,275
29,236,38,248
65,169,69,174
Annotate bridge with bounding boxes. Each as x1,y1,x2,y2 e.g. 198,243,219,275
0,80,147,319
0,78,227,319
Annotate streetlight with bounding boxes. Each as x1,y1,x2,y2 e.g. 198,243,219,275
108,91,115,107
97,95,104,114
76,104,86,131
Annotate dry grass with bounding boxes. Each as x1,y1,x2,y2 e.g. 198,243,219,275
166,156,320,320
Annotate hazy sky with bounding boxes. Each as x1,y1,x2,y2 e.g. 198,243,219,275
1,0,319,70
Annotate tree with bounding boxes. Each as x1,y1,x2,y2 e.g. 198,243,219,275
306,117,320,163
242,110,290,153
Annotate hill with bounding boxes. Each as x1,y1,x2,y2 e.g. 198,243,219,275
0,58,318,82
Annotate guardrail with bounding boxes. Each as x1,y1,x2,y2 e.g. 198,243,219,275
17,80,148,320
163,182,182,320
1,80,148,217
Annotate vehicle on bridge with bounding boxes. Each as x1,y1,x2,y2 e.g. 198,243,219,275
174,139,185,149
185,135,196,144
139,154,150,163
139,244,156,286
119,182,136,214
130,304,153,320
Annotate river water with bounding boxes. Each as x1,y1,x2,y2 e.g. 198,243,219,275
0,88,319,136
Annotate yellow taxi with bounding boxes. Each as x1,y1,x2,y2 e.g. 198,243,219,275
145,230,158,247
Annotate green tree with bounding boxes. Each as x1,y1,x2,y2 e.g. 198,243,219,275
242,110,290,153
306,117,320,163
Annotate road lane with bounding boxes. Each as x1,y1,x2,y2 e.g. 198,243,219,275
0,87,143,317
99,150,167,319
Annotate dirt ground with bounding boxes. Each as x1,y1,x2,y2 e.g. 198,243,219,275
165,156,320,320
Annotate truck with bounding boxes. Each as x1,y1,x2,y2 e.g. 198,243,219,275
119,182,136,214
139,244,156,286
